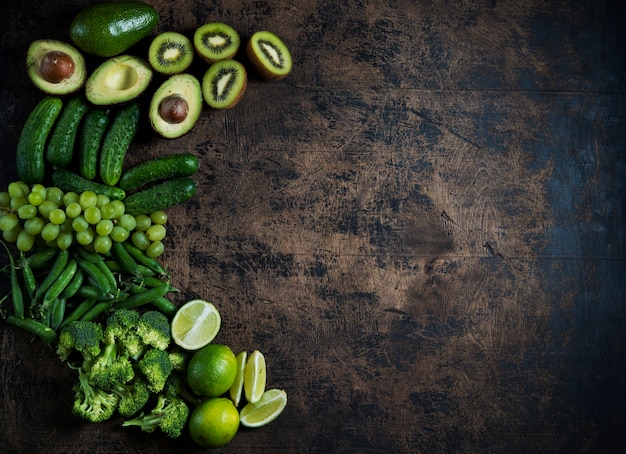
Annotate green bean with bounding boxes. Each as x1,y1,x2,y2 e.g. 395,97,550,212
59,299,96,329
6,314,57,345
33,248,69,303
42,258,78,307
112,283,169,311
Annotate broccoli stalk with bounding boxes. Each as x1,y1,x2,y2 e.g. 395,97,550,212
89,341,135,391
72,366,120,423
122,393,190,438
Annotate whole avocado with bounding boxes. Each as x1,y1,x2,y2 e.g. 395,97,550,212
70,1,160,58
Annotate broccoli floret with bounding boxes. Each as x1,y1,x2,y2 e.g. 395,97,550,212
57,320,104,362
72,366,119,423
112,378,151,417
163,370,202,406
122,394,190,438
168,348,190,372
138,348,173,393
89,341,135,391
103,309,145,360
136,310,171,351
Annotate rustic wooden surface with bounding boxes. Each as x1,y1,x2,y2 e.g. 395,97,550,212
1,1,625,452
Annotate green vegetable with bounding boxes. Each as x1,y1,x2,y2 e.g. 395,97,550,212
89,338,135,391
118,153,199,192
51,168,126,200
46,95,90,167
16,96,63,184
33,248,70,303
122,393,189,439
76,256,114,297
42,257,78,307
123,176,197,216
138,348,173,393
78,108,110,180
73,366,120,423
112,378,151,417
70,1,160,58
122,240,168,276
5,314,57,344
100,102,141,186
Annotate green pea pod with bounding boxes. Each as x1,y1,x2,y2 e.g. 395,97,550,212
76,257,114,296
20,252,37,303
33,248,70,303
42,258,78,307
50,297,67,331
59,299,96,329
112,283,169,311
122,240,167,276
6,315,57,344
60,267,84,299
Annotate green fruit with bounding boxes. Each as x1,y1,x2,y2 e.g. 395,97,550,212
148,74,203,139
85,55,153,105
26,39,86,95
246,31,292,80
201,60,247,109
69,1,159,58
193,22,240,63
148,32,194,75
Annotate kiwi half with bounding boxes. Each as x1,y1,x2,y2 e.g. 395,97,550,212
246,31,292,80
148,32,194,75
201,59,247,109
194,22,240,63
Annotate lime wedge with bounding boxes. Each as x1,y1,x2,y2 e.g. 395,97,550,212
171,299,221,350
239,388,287,428
229,350,247,407
244,349,266,404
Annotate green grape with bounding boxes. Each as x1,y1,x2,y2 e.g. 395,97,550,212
3,225,21,243
0,212,19,231
84,206,102,225
117,213,136,232
79,190,98,209
75,227,94,246
134,214,152,231
46,187,64,205
96,194,110,208
10,196,28,210
0,191,11,208
72,216,89,232
63,191,80,206
150,210,168,225
23,217,45,235
56,232,74,250
49,208,67,225
8,181,28,199
27,191,45,207
100,202,117,220
96,219,114,236
38,200,58,219
41,223,61,242
16,230,35,252
61,218,74,234
65,202,82,219
110,199,125,217
110,225,129,242
146,224,166,242
146,240,164,258
17,204,38,220
131,230,151,250
93,235,112,254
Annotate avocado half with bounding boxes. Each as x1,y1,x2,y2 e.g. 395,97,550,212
85,54,153,105
149,73,203,139
26,39,86,95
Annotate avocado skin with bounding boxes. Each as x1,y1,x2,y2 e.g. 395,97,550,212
70,1,159,58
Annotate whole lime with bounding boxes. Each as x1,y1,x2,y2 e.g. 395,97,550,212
187,344,237,397
188,397,240,448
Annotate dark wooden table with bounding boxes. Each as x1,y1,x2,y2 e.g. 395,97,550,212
1,1,625,452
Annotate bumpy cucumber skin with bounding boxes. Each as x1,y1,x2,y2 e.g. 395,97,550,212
123,176,197,216
51,168,126,200
118,153,199,192
16,96,63,184
78,108,110,180
100,102,141,186
46,95,90,167
69,1,160,58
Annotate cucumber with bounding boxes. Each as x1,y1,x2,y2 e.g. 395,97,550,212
77,108,110,180
51,168,126,200
123,176,197,216
16,96,63,184
46,95,90,167
118,153,199,192
100,102,140,186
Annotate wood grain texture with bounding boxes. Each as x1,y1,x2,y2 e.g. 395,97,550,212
1,1,625,453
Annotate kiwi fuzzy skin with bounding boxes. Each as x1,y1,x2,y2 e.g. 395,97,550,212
246,31,292,80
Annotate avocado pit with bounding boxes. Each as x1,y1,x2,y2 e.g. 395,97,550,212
40,51,75,83
159,95,189,124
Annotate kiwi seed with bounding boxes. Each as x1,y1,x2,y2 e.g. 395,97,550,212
201,59,247,109
246,31,292,80
148,32,194,75
194,22,241,63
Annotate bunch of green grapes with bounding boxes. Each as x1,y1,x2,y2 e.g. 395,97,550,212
0,181,168,257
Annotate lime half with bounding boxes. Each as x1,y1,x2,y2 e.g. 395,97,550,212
239,388,287,428
171,299,221,350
